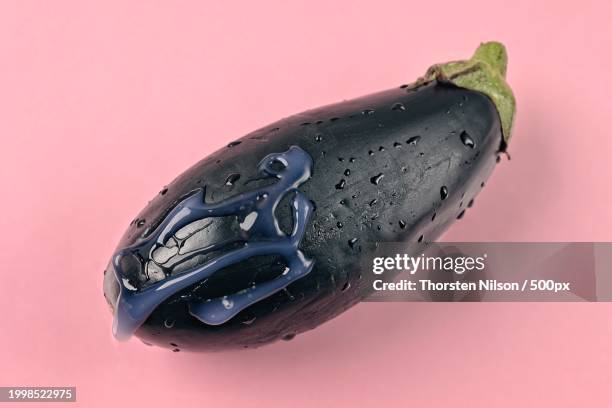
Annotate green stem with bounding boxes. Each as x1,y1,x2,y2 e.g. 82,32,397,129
410,42,516,145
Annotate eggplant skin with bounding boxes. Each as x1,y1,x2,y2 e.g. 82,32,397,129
103,80,502,351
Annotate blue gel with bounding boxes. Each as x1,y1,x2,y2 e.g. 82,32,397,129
111,146,315,340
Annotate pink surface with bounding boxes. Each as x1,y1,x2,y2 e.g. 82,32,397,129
1,1,611,406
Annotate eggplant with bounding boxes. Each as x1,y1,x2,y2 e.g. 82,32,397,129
103,42,516,351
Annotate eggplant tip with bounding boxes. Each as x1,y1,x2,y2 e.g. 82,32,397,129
412,41,516,145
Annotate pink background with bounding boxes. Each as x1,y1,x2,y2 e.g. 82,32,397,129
1,1,611,406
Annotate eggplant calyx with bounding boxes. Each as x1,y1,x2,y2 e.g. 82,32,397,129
410,42,516,145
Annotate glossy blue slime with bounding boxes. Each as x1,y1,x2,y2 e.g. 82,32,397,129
111,146,314,340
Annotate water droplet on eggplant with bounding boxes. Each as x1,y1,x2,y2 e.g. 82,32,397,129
460,130,475,148
407,135,421,146
370,173,384,185
225,173,241,186
440,186,448,200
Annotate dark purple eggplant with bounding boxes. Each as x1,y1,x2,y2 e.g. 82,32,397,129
103,42,516,351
